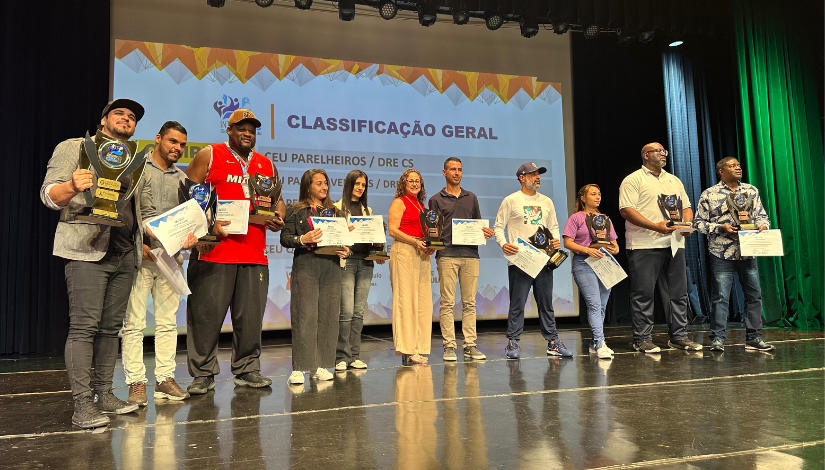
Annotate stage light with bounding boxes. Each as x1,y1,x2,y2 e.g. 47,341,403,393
584,24,600,39
294,0,313,9
553,21,569,34
255,0,274,6
485,13,503,30
452,9,470,24
639,30,655,43
206,0,225,7
668,32,684,47
616,27,636,45
519,15,538,38
378,0,398,19
418,2,438,27
339,0,355,21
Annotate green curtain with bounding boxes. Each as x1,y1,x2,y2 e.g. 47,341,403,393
734,0,824,329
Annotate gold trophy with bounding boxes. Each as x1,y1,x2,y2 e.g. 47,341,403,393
726,193,756,230
247,172,282,225
657,194,691,228
419,208,445,250
528,225,568,269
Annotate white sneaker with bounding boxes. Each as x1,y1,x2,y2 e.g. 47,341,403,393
603,342,614,355
335,361,347,371
315,368,333,381
596,343,613,359
349,360,368,369
288,371,305,385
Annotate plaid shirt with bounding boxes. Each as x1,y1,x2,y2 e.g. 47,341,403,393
694,180,770,260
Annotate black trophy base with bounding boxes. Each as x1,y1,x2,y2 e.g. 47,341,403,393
76,212,125,227
547,249,569,269
249,211,278,226
315,245,345,256
666,221,693,228
366,250,390,261
425,241,446,250
197,235,221,246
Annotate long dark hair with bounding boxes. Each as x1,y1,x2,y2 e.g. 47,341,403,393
575,184,601,212
341,169,368,215
293,169,335,211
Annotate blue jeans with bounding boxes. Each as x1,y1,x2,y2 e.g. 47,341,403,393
337,258,374,363
507,265,557,342
709,255,763,341
571,255,611,344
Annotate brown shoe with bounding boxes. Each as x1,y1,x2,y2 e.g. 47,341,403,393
127,382,148,406
154,378,190,401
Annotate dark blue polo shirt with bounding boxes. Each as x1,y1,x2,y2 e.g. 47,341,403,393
428,188,482,259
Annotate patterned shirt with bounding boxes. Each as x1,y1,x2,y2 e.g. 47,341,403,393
694,180,770,260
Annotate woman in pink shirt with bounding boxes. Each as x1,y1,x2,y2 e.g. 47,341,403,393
562,184,620,359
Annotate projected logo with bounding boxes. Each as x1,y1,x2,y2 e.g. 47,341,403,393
214,95,250,131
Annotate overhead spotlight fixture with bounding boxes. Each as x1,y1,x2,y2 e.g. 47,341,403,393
452,9,470,25
553,21,569,34
255,0,274,6
417,1,437,26
668,32,684,47
616,28,637,45
584,24,600,39
639,30,656,43
206,0,225,7
378,0,398,19
519,14,538,38
294,0,312,9
485,13,503,30
339,0,355,21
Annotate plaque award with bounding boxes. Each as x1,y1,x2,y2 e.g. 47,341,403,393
528,225,568,269
725,192,756,230
76,130,148,226
657,194,691,228
313,208,347,256
178,179,219,246
419,209,445,250
585,213,613,247
248,172,282,225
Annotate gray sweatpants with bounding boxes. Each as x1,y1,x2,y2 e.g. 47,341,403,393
290,253,342,371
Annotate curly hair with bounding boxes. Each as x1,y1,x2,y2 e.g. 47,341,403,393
394,168,426,204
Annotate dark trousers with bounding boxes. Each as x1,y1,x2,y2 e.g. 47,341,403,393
64,250,136,399
627,248,688,342
337,258,374,364
186,257,268,377
507,265,557,342
291,253,342,371
709,256,763,341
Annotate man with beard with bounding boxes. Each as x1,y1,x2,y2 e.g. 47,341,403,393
40,99,155,428
493,163,572,359
122,121,197,405
184,109,286,394
619,142,702,353
429,157,494,362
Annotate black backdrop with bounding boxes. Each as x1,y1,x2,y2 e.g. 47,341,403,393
0,1,110,354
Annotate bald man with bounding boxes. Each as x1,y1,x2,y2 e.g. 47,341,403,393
618,143,702,353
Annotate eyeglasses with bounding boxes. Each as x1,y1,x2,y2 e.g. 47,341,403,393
407,180,421,185
645,148,668,156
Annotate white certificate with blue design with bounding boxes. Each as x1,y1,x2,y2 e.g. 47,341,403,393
452,219,489,246
311,217,354,246
348,215,386,244
504,237,550,278
143,199,208,255
739,229,784,256
585,248,628,289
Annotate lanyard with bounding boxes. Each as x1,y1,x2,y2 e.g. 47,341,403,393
405,195,424,213
225,142,249,176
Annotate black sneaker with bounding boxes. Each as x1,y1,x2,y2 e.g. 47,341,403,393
632,340,661,353
234,372,273,388
745,338,776,351
72,395,110,428
93,389,139,415
187,376,216,395
668,338,703,351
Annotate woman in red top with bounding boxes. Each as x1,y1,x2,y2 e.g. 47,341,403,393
388,169,435,365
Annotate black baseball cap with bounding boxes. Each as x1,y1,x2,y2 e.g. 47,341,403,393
101,99,145,122
516,162,547,177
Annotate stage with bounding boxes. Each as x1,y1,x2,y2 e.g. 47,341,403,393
1,325,823,469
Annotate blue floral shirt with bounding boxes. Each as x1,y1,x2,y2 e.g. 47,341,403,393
694,181,770,260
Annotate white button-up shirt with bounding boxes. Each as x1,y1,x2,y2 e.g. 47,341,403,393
618,166,691,249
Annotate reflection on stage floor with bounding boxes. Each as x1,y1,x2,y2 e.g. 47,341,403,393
1,325,823,469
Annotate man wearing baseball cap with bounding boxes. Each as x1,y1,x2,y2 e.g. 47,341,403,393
184,109,286,394
39,99,155,428
493,162,573,359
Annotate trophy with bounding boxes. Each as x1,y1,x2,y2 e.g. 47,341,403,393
313,208,346,255
726,192,756,230
419,208,445,250
76,130,148,226
585,213,613,247
528,225,568,269
366,218,390,261
247,172,282,225
178,179,219,246
657,194,691,228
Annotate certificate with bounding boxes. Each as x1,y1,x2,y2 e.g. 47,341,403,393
143,199,207,255
151,248,190,295
504,237,550,278
739,229,784,256
349,215,387,244
585,248,628,289
671,227,695,257
452,219,489,246
216,199,250,235
311,217,354,246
